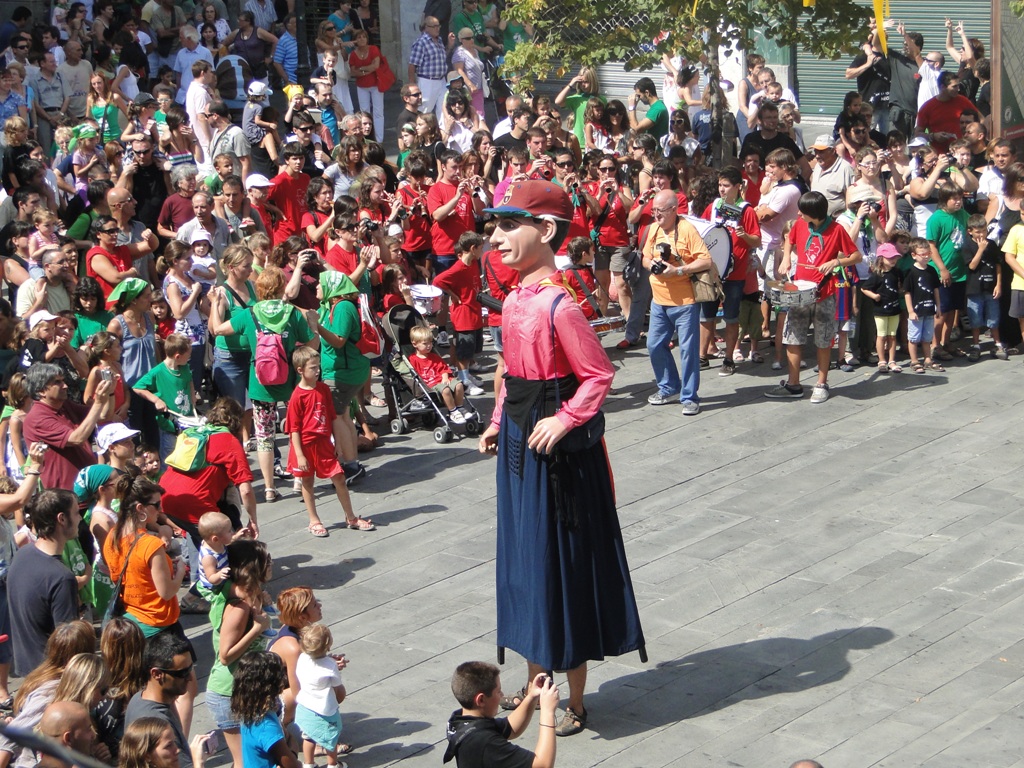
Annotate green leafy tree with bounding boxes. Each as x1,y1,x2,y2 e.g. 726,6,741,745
503,0,873,164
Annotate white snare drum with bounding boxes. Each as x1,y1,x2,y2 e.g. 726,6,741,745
590,315,625,336
409,285,443,315
768,279,818,308
682,215,733,279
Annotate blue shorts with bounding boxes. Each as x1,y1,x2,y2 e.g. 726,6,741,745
699,300,720,322
908,315,935,344
721,280,744,323
937,281,967,313
206,690,241,730
966,294,999,329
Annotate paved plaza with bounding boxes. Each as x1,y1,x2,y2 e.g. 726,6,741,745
185,332,1024,768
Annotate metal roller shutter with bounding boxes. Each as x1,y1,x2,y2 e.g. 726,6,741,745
793,0,991,119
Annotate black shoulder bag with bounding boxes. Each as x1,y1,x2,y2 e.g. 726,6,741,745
102,534,144,628
478,257,513,313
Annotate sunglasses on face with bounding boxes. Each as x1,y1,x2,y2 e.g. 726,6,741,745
100,227,119,234
554,160,574,169
157,664,193,679
598,166,616,173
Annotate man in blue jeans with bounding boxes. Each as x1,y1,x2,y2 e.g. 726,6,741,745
642,190,712,416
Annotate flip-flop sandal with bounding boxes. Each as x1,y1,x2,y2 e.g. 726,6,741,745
308,522,329,538
888,363,903,373
264,489,280,503
337,744,354,755
369,396,387,408
346,517,376,531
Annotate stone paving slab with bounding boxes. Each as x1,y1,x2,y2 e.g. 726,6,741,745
180,335,1024,768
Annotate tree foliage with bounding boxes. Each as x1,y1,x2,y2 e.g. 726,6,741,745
503,0,873,87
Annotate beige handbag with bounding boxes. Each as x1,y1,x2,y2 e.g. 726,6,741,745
690,259,725,304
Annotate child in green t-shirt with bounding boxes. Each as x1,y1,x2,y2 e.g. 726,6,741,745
925,180,970,359
205,153,235,198
132,332,196,460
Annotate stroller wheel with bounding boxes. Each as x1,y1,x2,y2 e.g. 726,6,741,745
420,411,438,428
390,418,409,435
433,427,453,444
464,419,481,436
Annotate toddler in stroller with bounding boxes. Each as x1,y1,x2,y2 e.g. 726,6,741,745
381,304,481,443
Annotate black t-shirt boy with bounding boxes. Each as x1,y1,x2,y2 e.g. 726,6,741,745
902,264,940,316
964,237,1000,296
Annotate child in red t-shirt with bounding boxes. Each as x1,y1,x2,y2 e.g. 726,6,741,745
285,348,375,537
432,231,485,396
407,325,472,424
766,191,862,404
563,236,601,320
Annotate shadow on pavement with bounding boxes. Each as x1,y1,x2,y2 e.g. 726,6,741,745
590,626,895,738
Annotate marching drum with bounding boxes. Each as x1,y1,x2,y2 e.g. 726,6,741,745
409,285,443,315
767,279,818,308
682,215,733,279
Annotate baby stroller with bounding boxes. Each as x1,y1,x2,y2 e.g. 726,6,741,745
380,304,482,443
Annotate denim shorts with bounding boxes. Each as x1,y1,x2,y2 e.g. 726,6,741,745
699,300,720,322
721,280,744,323
966,294,999,329
908,315,935,343
490,324,503,353
206,690,241,730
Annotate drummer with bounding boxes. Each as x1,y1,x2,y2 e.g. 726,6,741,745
702,167,762,374
764,190,862,404
642,189,712,416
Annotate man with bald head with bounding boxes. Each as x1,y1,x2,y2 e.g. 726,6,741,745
57,39,91,120
790,761,824,768
15,246,72,316
175,191,231,259
36,701,98,768
642,188,712,415
109,186,159,284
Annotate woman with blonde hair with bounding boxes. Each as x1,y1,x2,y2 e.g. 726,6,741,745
86,72,127,145
119,717,209,768
555,65,603,146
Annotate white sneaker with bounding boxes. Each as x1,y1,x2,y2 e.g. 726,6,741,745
771,360,783,370
466,383,485,396
809,383,830,404
448,409,466,425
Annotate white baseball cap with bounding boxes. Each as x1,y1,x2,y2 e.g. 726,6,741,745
97,423,140,453
28,310,58,330
245,173,272,190
247,81,272,98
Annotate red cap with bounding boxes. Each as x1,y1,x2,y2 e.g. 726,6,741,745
484,180,573,221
